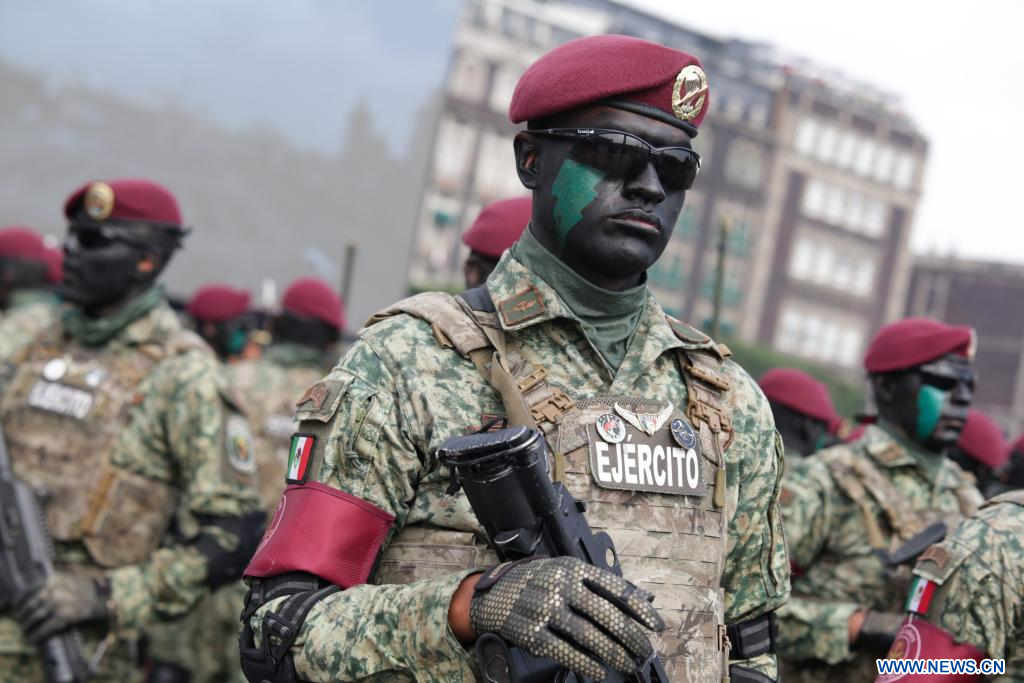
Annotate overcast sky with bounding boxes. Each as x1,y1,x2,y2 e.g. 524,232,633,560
1,0,1020,263
631,0,1023,262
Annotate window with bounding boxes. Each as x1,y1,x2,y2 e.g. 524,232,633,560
774,305,865,367
795,117,818,155
802,179,825,216
474,131,521,200
873,145,895,183
817,124,838,163
448,53,489,102
787,232,879,297
724,141,765,190
433,118,477,188
489,67,519,112
835,131,857,170
863,200,887,237
854,138,876,176
674,204,700,239
789,240,814,280
893,152,916,189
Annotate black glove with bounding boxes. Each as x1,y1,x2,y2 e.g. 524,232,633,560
856,610,904,653
13,572,111,643
470,557,664,680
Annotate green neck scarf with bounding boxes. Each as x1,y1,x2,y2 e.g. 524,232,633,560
7,289,59,311
264,343,325,368
512,227,647,372
63,286,165,347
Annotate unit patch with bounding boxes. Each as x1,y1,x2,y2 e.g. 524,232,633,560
27,380,93,420
670,418,697,449
225,414,257,474
286,433,316,484
497,287,545,326
586,402,705,496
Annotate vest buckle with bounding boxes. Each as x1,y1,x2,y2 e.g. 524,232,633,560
529,390,574,424
517,366,548,393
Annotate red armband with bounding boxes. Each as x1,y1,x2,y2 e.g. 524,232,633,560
244,482,395,588
876,616,987,682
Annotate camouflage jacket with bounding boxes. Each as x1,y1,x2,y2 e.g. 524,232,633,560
910,490,1024,680
0,290,61,369
778,423,982,669
251,251,790,681
0,300,262,666
228,343,326,512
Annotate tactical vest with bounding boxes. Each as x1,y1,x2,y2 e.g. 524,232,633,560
0,325,203,568
364,291,735,682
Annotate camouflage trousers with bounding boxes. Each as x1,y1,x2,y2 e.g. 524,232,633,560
145,582,247,683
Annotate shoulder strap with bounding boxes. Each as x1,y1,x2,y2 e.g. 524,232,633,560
365,292,493,358
678,347,733,510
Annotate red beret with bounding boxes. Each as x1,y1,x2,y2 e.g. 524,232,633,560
64,178,183,227
282,278,345,332
864,318,975,373
510,35,709,135
43,247,62,284
957,409,1008,470
759,368,840,425
0,226,48,263
463,198,531,259
187,284,251,323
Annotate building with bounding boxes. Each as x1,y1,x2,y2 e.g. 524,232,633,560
405,0,929,375
906,255,1024,433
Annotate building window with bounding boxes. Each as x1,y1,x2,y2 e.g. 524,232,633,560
835,130,857,170
724,141,765,190
674,203,700,239
433,118,477,189
489,66,520,113
448,52,489,103
873,145,895,183
893,152,916,189
854,138,876,176
788,233,878,297
474,131,521,201
817,124,838,163
795,117,818,155
774,305,865,367
802,178,825,216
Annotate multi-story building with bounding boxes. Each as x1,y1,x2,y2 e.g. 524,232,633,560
406,0,929,375
906,255,1024,434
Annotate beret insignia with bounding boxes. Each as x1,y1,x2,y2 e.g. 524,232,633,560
672,65,709,122
83,181,115,221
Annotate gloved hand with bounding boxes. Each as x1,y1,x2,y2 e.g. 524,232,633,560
856,610,905,653
469,557,664,680
13,572,111,643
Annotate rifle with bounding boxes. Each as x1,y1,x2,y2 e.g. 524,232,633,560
438,426,669,683
0,422,91,682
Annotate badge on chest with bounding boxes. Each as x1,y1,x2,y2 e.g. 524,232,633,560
585,400,706,496
27,379,94,420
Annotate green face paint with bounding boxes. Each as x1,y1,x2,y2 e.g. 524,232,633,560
550,159,604,247
914,385,947,441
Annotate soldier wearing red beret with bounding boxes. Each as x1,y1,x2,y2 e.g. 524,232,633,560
778,318,984,682
187,283,254,362
0,179,263,682
241,35,788,683
946,409,1008,496
759,368,842,459
0,226,63,362
461,197,531,288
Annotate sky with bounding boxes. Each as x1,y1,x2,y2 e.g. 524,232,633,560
1,0,1021,263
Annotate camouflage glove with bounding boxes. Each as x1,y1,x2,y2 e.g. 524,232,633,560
469,557,664,680
13,572,111,644
856,610,905,653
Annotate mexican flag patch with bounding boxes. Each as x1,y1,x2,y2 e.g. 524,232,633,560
906,576,937,615
286,433,316,484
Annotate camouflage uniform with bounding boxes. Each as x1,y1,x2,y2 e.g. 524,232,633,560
0,293,262,682
895,489,1024,681
779,422,983,681
249,251,790,681
0,290,61,366
146,342,326,683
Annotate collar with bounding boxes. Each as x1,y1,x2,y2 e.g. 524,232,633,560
863,421,961,487
63,288,179,348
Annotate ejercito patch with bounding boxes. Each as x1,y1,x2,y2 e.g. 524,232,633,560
26,380,94,420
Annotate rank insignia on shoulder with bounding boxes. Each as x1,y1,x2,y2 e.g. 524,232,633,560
497,287,545,326
286,433,316,484
905,576,936,615
226,414,257,474
296,381,330,410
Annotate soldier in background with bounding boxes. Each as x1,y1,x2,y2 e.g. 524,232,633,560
241,35,788,683
778,318,984,682
186,283,252,362
0,178,264,682
758,367,841,459
461,196,531,288
878,490,1024,681
0,227,62,363
989,434,1024,497
946,408,1008,498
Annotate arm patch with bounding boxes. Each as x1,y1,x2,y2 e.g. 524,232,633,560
244,482,395,588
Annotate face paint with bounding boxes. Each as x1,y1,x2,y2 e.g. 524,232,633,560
550,159,604,247
914,385,947,441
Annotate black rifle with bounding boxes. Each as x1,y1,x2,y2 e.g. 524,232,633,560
438,426,669,683
0,423,91,682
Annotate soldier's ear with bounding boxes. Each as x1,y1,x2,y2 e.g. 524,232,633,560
872,374,897,405
514,132,540,190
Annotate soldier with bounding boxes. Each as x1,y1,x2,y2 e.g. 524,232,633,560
461,197,531,288
946,409,1008,498
989,435,1024,498
240,35,789,683
778,317,984,681
758,368,841,459
186,283,252,362
0,227,62,363
0,178,264,682
877,490,1023,681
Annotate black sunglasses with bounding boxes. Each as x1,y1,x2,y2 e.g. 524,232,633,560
531,128,701,191
67,223,121,250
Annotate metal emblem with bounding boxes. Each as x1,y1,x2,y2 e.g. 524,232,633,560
614,402,672,436
671,65,709,122
42,358,67,381
84,368,105,388
83,181,115,221
595,413,626,444
670,418,697,449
